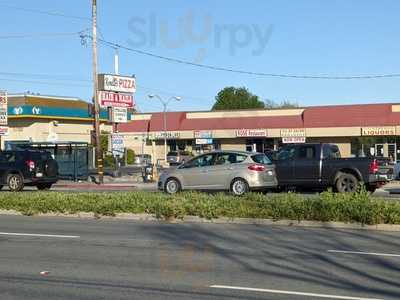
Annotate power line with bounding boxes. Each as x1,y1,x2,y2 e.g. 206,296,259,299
0,71,91,82
0,71,210,103
86,36,400,80
2,4,397,80
0,4,90,21
0,31,85,40
0,78,90,88
0,72,211,104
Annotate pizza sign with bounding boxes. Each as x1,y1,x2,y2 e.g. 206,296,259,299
98,74,136,93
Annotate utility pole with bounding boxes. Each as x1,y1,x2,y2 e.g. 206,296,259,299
92,0,104,184
114,48,119,75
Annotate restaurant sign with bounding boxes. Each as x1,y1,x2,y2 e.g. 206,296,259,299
282,137,306,144
0,126,8,136
362,127,396,136
194,130,212,138
280,128,306,137
98,91,135,108
153,132,181,140
0,91,7,127
110,107,128,123
196,138,213,145
236,129,267,137
98,74,136,93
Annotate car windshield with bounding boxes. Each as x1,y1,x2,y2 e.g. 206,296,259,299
167,151,178,156
251,154,272,165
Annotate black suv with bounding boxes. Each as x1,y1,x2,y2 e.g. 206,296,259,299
0,150,58,192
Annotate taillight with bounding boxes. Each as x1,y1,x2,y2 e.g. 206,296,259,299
26,160,35,171
369,159,378,174
248,164,266,172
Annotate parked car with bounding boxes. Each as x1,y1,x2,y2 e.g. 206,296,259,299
134,154,152,165
158,150,277,195
166,150,192,165
0,150,59,192
264,149,277,161
272,143,393,193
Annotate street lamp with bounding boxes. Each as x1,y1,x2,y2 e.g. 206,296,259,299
148,94,182,163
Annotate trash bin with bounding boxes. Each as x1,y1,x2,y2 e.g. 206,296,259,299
142,164,154,182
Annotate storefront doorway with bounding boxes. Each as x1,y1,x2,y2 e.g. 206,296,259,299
375,143,396,161
245,139,277,153
375,144,384,157
352,137,398,161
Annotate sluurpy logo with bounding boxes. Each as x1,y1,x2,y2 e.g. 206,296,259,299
127,10,274,63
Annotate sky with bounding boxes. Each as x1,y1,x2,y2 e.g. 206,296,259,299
0,0,399,112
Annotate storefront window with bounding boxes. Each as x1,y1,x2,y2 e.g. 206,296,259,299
351,137,400,161
213,140,221,150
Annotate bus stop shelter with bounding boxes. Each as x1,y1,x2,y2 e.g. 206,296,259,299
5,141,90,181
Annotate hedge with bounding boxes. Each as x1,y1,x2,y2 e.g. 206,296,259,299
0,188,399,225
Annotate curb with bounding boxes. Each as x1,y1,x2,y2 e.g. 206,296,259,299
53,184,136,189
1,210,400,232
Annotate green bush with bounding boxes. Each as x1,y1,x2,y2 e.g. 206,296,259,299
125,149,135,165
103,155,115,168
0,189,399,225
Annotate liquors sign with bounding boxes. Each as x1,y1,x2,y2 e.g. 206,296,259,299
362,127,396,136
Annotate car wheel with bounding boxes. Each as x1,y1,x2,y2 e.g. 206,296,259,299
165,178,181,194
336,173,359,193
37,183,53,191
7,173,24,192
231,178,249,196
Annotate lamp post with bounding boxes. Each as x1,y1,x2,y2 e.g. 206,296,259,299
148,95,181,163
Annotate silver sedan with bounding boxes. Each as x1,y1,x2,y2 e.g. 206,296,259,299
158,151,278,196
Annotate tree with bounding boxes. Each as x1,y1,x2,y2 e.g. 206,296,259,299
265,99,299,109
212,87,265,110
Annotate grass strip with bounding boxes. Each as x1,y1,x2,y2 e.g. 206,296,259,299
0,188,399,225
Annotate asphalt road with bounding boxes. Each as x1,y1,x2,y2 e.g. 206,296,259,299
0,216,400,299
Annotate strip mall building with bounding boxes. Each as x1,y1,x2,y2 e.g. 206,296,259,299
119,103,400,162
3,95,400,164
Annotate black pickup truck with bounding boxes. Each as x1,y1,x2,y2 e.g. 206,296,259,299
0,150,58,192
273,143,393,193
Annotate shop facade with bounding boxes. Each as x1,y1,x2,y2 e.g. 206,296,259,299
119,103,400,164
3,94,112,147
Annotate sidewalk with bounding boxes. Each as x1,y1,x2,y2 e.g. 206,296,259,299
53,178,157,192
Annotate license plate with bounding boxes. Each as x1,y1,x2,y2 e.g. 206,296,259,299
36,173,43,177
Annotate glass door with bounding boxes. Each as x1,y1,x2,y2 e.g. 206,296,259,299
388,143,396,162
375,144,384,158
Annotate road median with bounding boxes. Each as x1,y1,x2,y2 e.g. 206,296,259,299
0,188,400,229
